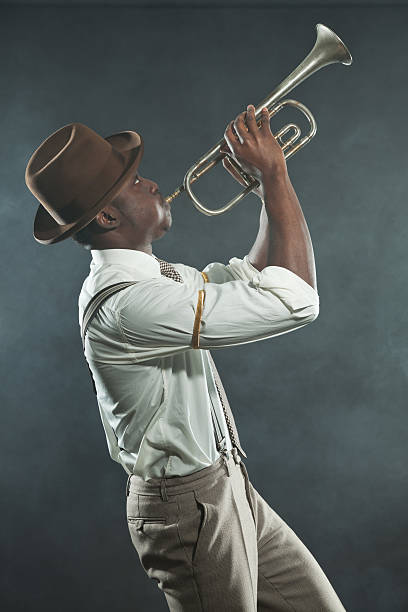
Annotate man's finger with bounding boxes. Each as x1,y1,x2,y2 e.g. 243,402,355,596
220,140,230,155
245,104,258,135
233,112,248,144
224,121,240,153
260,107,271,133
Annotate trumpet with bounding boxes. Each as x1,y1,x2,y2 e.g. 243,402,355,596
165,23,352,216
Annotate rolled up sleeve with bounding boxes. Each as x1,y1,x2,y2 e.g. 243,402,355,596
117,254,319,353
227,254,319,314
197,255,319,349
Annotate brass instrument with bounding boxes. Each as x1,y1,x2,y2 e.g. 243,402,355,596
165,23,352,216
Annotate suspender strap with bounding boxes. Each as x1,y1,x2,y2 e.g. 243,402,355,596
81,282,137,396
81,281,137,351
80,282,226,451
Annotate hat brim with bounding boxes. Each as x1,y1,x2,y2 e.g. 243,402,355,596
33,130,144,245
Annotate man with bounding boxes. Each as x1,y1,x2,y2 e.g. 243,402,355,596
25,106,345,611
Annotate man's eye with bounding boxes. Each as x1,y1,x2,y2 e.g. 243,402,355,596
134,175,141,184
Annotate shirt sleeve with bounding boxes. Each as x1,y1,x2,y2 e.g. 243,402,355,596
116,254,319,353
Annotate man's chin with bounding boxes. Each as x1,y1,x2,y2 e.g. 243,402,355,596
161,218,172,233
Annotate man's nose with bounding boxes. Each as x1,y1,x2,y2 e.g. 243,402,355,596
147,179,159,194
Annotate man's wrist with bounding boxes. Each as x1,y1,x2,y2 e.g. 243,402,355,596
258,165,289,199
260,163,289,184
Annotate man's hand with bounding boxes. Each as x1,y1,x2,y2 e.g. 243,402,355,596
220,104,287,199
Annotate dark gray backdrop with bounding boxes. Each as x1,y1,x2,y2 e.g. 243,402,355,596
2,2,407,611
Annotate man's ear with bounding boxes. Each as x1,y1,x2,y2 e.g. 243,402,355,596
94,206,120,229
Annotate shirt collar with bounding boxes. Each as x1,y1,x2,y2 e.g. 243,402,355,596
90,248,161,279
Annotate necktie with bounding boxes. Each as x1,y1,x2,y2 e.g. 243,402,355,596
154,255,184,283
154,255,247,459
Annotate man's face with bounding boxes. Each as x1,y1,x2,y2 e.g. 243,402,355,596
115,168,173,240
93,167,173,248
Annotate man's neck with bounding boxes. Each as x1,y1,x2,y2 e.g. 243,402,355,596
90,238,153,256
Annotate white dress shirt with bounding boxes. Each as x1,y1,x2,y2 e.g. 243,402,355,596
78,248,319,480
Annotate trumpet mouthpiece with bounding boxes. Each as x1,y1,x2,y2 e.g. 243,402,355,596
164,185,184,204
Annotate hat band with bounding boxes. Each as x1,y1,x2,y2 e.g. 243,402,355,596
50,148,130,225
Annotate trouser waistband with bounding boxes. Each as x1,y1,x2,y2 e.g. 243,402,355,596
126,448,243,500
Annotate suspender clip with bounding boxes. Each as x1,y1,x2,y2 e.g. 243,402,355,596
220,447,231,477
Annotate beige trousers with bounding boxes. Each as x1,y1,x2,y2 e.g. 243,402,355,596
126,449,346,611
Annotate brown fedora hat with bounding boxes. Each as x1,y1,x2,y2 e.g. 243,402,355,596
25,122,144,245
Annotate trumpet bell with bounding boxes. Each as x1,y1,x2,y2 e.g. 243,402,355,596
314,23,353,67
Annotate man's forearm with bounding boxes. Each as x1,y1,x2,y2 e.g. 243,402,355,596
248,170,317,290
